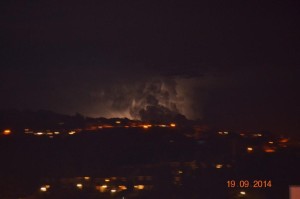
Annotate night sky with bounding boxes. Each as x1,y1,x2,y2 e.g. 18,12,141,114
1,0,299,135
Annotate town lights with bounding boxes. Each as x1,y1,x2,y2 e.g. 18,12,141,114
118,185,127,190
76,183,83,189
134,185,144,190
247,147,253,153
40,187,47,192
218,131,229,135
264,148,276,153
40,185,50,192
215,164,223,169
143,125,151,129
240,191,246,195
111,189,117,193
97,185,108,193
3,129,11,135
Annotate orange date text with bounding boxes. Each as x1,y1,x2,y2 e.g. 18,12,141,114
227,180,272,188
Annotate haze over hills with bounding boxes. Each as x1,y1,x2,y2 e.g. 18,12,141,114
0,109,194,133
0,108,295,137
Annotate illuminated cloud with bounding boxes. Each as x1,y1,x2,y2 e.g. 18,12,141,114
84,72,222,122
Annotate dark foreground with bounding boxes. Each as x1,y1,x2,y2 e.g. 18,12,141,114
0,128,299,199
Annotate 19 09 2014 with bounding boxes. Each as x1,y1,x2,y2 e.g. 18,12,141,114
227,180,272,188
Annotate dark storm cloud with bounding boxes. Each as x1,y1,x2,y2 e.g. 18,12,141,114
83,70,228,122
87,76,191,119
0,0,299,133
